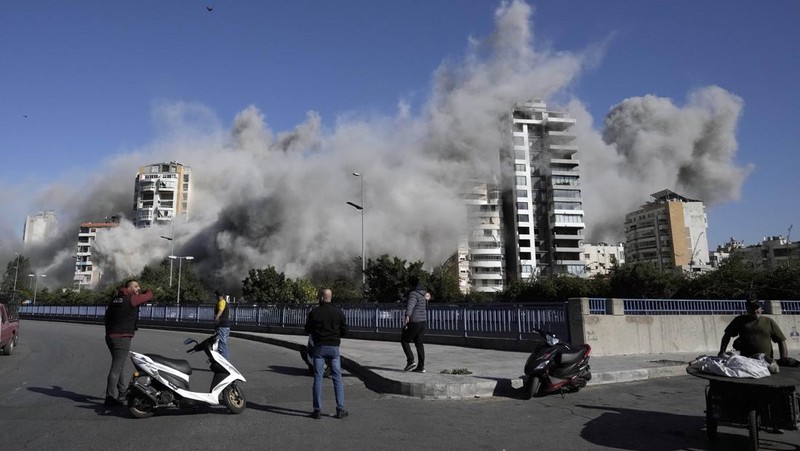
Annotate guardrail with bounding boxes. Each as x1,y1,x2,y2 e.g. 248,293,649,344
19,302,570,342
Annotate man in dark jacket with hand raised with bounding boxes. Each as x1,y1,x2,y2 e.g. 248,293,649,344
104,279,153,407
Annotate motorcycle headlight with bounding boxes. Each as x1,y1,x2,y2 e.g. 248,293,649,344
534,361,549,371
138,376,151,386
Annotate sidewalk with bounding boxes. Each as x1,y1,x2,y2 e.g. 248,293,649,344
234,331,704,400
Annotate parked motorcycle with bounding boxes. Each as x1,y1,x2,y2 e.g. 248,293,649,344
299,335,332,377
522,328,591,399
126,333,246,418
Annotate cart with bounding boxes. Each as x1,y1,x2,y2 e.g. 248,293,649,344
687,366,800,450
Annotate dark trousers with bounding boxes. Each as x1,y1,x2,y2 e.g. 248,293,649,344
401,321,427,367
105,336,132,400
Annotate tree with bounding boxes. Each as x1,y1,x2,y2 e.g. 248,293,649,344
1,255,31,303
427,265,462,303
242,266,295,303
608,263,684,298
364,255,427,303
292,278,319,304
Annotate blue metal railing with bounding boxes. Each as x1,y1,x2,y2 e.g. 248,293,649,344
623,299,747,315
19,302,570,341
781,301,800,315
588,298,607,315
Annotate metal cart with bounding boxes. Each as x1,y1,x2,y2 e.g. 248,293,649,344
687,366,800,451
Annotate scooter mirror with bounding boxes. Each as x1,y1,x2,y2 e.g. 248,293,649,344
183,338,198,345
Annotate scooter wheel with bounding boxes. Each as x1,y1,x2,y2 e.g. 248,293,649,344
522,376,541,400
222,384,246,414
128,395,155,419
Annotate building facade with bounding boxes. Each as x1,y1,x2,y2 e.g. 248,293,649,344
624,190,710,272
501,101,586,279
459,181,505,293
731,236,800,268
74,217,120,290
133,161,191,228
583,243,625,277
23,210,57,245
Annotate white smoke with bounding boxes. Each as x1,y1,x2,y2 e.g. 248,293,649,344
0,0,750,293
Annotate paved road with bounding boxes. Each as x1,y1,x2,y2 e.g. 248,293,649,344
2,321,799,450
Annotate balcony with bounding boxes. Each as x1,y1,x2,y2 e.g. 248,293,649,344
545,114,576,131
546,130,576,144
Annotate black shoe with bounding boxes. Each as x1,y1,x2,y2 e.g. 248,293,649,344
334,409,349,419
309,410,321,419
403,362,417,372
412,367,426,373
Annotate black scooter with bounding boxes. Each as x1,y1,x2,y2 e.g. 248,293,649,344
522,329,591,399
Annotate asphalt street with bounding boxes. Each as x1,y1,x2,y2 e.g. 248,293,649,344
1,321,799,450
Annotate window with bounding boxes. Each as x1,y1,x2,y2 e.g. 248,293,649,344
554,202,582,210
518,227,530,235
517,214,529,222
519,239,531,247
516,202,528,211
516,189,528,198
521,264,533,273
515,164,527,172
520,252,532,260
515,176,527,186
513,136,525,146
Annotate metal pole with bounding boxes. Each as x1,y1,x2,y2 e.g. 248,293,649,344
176,258,182,306
12,253,20,301
360,174,365,287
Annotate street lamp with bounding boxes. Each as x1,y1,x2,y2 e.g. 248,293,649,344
169,255,194,305
161,219,176,287
348,172,366,289
12,252,21,302
29,273,46,305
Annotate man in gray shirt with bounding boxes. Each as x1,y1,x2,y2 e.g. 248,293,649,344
401,282,429,373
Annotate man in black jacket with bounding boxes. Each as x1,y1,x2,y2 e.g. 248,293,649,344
304,288,349,419
104,279,153,407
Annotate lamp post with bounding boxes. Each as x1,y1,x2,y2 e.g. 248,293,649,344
348,172,366,289
12,252,21,302
161,219,176,287
29,273,46,305
169,255,194,305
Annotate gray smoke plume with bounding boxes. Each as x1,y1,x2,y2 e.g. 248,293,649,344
0,0,750,294
576,86,752,242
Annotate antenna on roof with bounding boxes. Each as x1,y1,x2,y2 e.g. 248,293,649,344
787,224,793,242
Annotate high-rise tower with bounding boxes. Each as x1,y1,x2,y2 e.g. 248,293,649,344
501,101,586,279
133,161,191,228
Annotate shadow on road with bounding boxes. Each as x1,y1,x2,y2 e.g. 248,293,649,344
576,404,800,451
247,401,311,418
266,365,312,377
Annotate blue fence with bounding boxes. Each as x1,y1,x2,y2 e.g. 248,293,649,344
19,302,571,342
624,299,754,315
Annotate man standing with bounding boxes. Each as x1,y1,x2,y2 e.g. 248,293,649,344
304,288,348,419
214,291,230,359
719,298,789,361
401,282,429,373
104,279,153,407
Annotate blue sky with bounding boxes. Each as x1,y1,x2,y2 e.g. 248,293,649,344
1,0,799,253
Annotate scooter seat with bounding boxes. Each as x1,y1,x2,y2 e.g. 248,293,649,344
146,354,193,375
559,350,585,365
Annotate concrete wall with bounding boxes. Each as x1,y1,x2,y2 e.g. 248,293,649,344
570,298,800,357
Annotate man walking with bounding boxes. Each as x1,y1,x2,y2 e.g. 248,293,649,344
401,282,429,373
304,288,348,419
104,279,153,407
214,291,231,359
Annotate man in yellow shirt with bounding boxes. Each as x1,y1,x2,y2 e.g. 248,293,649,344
214,291,230,359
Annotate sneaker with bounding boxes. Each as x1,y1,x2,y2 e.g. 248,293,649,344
412,367,426,373
403,362,417,372
309,410,321,419
334,409,349,419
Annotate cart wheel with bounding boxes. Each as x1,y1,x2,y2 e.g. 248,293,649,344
747,408,759,451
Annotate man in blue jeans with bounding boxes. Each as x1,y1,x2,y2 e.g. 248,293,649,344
304,288,349,419
214,291,230,359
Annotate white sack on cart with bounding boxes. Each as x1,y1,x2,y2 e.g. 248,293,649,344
689,353,777,378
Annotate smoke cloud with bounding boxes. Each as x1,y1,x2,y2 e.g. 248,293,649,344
0,0,751,294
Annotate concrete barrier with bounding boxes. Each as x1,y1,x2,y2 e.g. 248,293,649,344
569,298,800,356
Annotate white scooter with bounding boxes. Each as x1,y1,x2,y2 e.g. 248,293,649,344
126,333,246,418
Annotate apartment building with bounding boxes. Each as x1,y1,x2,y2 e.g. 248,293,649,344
583,243,625,277
133,161,191,228
459,181,505,293
731,236,800,268
501,101,586,279
74,217,120,290
624,190,710,272
23,210,57,245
